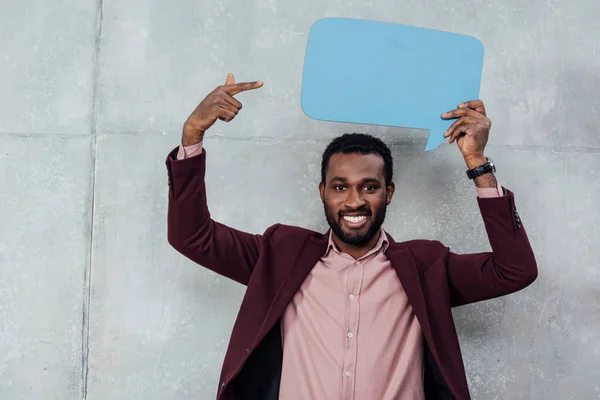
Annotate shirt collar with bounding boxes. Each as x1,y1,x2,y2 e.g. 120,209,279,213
323,227,390,259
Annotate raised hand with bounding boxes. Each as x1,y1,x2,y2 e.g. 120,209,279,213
441,100,491,162
182,73,263,145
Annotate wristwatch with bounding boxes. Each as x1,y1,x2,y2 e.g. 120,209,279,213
466,157,496,179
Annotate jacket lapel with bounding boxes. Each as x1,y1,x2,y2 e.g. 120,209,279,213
256,232,329,341
384,235,436,355
255,229,437,358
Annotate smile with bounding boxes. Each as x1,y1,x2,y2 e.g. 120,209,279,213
342,215,369,228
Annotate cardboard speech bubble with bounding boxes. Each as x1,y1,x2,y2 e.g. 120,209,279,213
301,18,485,151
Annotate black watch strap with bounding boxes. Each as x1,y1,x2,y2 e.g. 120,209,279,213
466,157,496,180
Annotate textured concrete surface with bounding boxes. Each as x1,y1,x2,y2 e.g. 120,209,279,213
0,136,93,400
1,0,600,399
0,1,98,135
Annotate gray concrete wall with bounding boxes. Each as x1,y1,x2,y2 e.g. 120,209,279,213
1,0,599,399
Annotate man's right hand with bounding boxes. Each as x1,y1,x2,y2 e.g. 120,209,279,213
182,73,264,146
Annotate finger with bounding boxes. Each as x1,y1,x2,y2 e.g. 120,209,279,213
449,124,476,143
441,108,480,120
445,118,478,143
224,80,264,95
217,107,236,122
218,101,239,116
220,92,243,110
444,116,478,138
225,73,235,85
458,100,486,116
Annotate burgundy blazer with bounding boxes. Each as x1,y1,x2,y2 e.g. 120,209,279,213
165,147,538,400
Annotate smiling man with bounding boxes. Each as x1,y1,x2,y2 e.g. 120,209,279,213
165,74,538,400
320,142,393,258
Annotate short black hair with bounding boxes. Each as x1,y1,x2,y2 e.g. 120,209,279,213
321,133,394,186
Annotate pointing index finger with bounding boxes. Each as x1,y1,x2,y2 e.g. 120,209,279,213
224,80,264,95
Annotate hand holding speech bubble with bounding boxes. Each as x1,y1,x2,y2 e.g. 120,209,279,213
300,18,485,151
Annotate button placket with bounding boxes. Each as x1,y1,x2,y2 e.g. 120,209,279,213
341,259,363,398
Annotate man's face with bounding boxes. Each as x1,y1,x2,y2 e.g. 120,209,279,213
319,152,394,247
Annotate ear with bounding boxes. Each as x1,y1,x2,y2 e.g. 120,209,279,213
319,181,325,202
385,182,395,205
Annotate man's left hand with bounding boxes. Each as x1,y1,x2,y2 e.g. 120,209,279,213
441,100,491,162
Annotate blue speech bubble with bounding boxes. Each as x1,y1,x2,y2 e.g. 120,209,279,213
301,18,485,151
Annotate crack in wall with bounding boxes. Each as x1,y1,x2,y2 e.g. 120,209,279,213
82,0,104,398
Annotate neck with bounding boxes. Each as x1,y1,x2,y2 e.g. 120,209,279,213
332,230,382,259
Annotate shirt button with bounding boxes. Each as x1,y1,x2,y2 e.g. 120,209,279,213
349,294,355,300
345,371,352,377
347,332,353,338
355,260,360,265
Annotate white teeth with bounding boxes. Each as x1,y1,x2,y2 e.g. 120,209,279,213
343,215,367,223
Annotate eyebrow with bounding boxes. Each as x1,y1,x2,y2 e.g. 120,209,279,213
329,177,381,184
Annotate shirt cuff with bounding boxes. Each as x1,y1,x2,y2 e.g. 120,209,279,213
476,181,504,198
176,141,203,160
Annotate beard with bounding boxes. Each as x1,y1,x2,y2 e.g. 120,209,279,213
324,203,387,247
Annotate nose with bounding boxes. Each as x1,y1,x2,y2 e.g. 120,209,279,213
344,188,366,209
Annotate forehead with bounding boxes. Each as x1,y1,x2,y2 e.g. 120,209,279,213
326,152,385,181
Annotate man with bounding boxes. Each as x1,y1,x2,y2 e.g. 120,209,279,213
165,73,537,400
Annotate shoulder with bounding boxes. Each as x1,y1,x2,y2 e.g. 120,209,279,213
261,223,323,245
400,239,449,267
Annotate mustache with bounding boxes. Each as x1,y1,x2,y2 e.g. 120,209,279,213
339,208,371,217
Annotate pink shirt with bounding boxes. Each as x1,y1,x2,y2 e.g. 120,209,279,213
177,141,502,399
279,228,425,400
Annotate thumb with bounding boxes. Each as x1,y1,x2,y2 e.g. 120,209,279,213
225,73,235,85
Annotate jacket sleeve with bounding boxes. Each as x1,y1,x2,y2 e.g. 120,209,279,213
436,188,538,307
165,146,276,286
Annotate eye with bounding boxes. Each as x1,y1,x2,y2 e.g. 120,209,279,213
363,185,378,191
334,185,346,191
